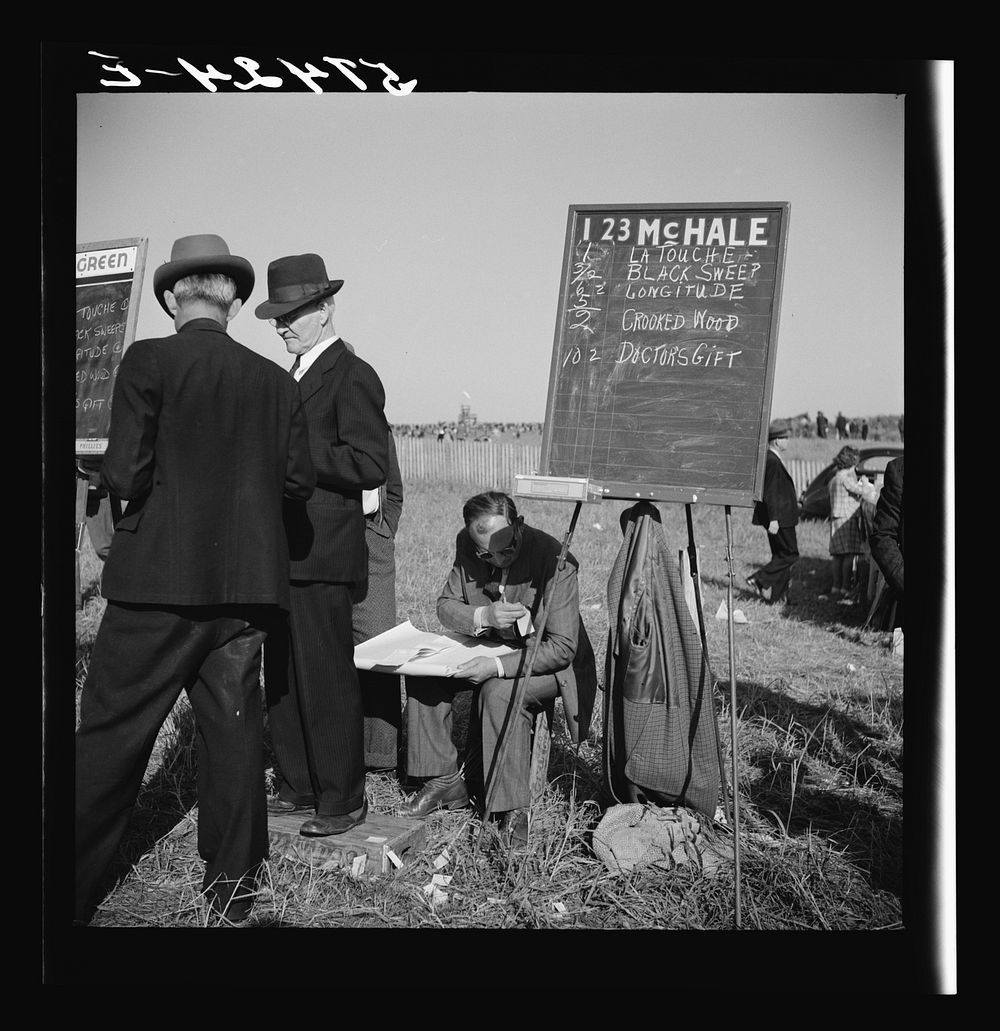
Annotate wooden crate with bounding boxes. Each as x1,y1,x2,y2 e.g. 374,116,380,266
267,810,426,876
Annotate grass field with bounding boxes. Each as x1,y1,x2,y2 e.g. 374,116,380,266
72,439,904,931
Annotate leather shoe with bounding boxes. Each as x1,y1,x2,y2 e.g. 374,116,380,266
267,795,315,815
399,774,469,819
746,576,772,602
299,800,368,837
498,808,529,848
214,897,253,924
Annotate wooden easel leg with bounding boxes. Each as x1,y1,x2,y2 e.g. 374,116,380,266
528,700,554,807
724,505,742,929
684,505,734,830
75,477,89,610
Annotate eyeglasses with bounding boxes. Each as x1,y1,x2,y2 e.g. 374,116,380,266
475,523,521,563
270,303,316,328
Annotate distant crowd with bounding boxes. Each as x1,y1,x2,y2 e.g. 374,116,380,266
781,411,904,443
392,421,544,442
392,414,905,444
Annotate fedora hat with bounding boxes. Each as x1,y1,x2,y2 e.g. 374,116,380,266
768,420,791,441
152,234,255,316
254,253,343,320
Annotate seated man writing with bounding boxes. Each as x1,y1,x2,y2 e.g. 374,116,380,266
400,491,596,843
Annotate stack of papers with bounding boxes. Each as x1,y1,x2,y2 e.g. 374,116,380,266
353,620,517,677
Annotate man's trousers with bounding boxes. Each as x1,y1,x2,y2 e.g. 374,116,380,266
75,602,271,922
263,581,365,816
752,526,800,602
406,673,560,813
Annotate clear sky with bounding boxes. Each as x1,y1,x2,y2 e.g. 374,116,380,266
76,90,906,427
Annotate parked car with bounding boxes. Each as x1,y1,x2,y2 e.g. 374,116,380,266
798,444,903,520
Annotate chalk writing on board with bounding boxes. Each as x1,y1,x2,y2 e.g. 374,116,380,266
567,241,608,335
76,238,147,454
540,204,789,507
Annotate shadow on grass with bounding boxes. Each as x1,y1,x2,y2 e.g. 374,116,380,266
701,555,891,640
749,769,903,895
735,677,903,895
739,674,903,752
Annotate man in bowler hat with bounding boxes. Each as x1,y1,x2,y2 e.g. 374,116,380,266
256,254,390,836
747,420,799,605
75,234,316,923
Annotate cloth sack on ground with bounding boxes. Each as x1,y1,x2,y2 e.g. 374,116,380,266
592,802,733,877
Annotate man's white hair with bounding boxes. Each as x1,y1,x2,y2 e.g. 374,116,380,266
171,273,238,309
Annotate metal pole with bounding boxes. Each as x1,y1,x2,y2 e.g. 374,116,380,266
724,505,742,928
481,501,583,825
75,475,89,609
684,504,733,830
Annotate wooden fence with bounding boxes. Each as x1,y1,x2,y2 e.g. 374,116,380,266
393,437,826,497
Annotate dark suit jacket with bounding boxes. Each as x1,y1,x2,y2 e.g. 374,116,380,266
752,448,799,528
436,524,597,744
870,456,904,595
367,433,403,543
352,432,403,641
284,338,389,583
99,317,315,609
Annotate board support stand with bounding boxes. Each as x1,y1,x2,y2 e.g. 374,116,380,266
684,504,733,830
75,475,89,609
724,505,742,929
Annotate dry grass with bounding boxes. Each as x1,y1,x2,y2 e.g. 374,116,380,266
72,471,903,932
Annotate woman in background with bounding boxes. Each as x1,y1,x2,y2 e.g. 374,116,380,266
828,445,864,598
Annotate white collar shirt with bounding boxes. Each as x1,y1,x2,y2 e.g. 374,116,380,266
293,334,340,381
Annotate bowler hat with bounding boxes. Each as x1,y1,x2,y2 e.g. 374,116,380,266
152,234,255,317
768,420,791,441
254,253,343,320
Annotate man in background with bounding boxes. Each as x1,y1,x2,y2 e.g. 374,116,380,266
256,253,389,837
340,341,405,774
747,421,799,606
75,234,315,924
870,455,904,650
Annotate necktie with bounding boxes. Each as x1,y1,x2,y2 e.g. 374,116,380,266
290,356,301,379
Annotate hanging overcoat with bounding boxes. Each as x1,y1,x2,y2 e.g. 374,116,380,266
604,502,721,818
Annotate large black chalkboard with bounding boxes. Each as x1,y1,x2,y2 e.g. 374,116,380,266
76,238,147,455
539,204,789,507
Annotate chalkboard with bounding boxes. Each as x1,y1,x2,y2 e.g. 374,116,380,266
76,237,147,455
539,204,789,507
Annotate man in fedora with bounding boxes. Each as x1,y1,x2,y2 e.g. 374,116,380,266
747,420,799,605
75,234,316,924
256,253,389,837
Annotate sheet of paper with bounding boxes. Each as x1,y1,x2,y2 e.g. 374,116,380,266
354,620,518,677
380,641,451,665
